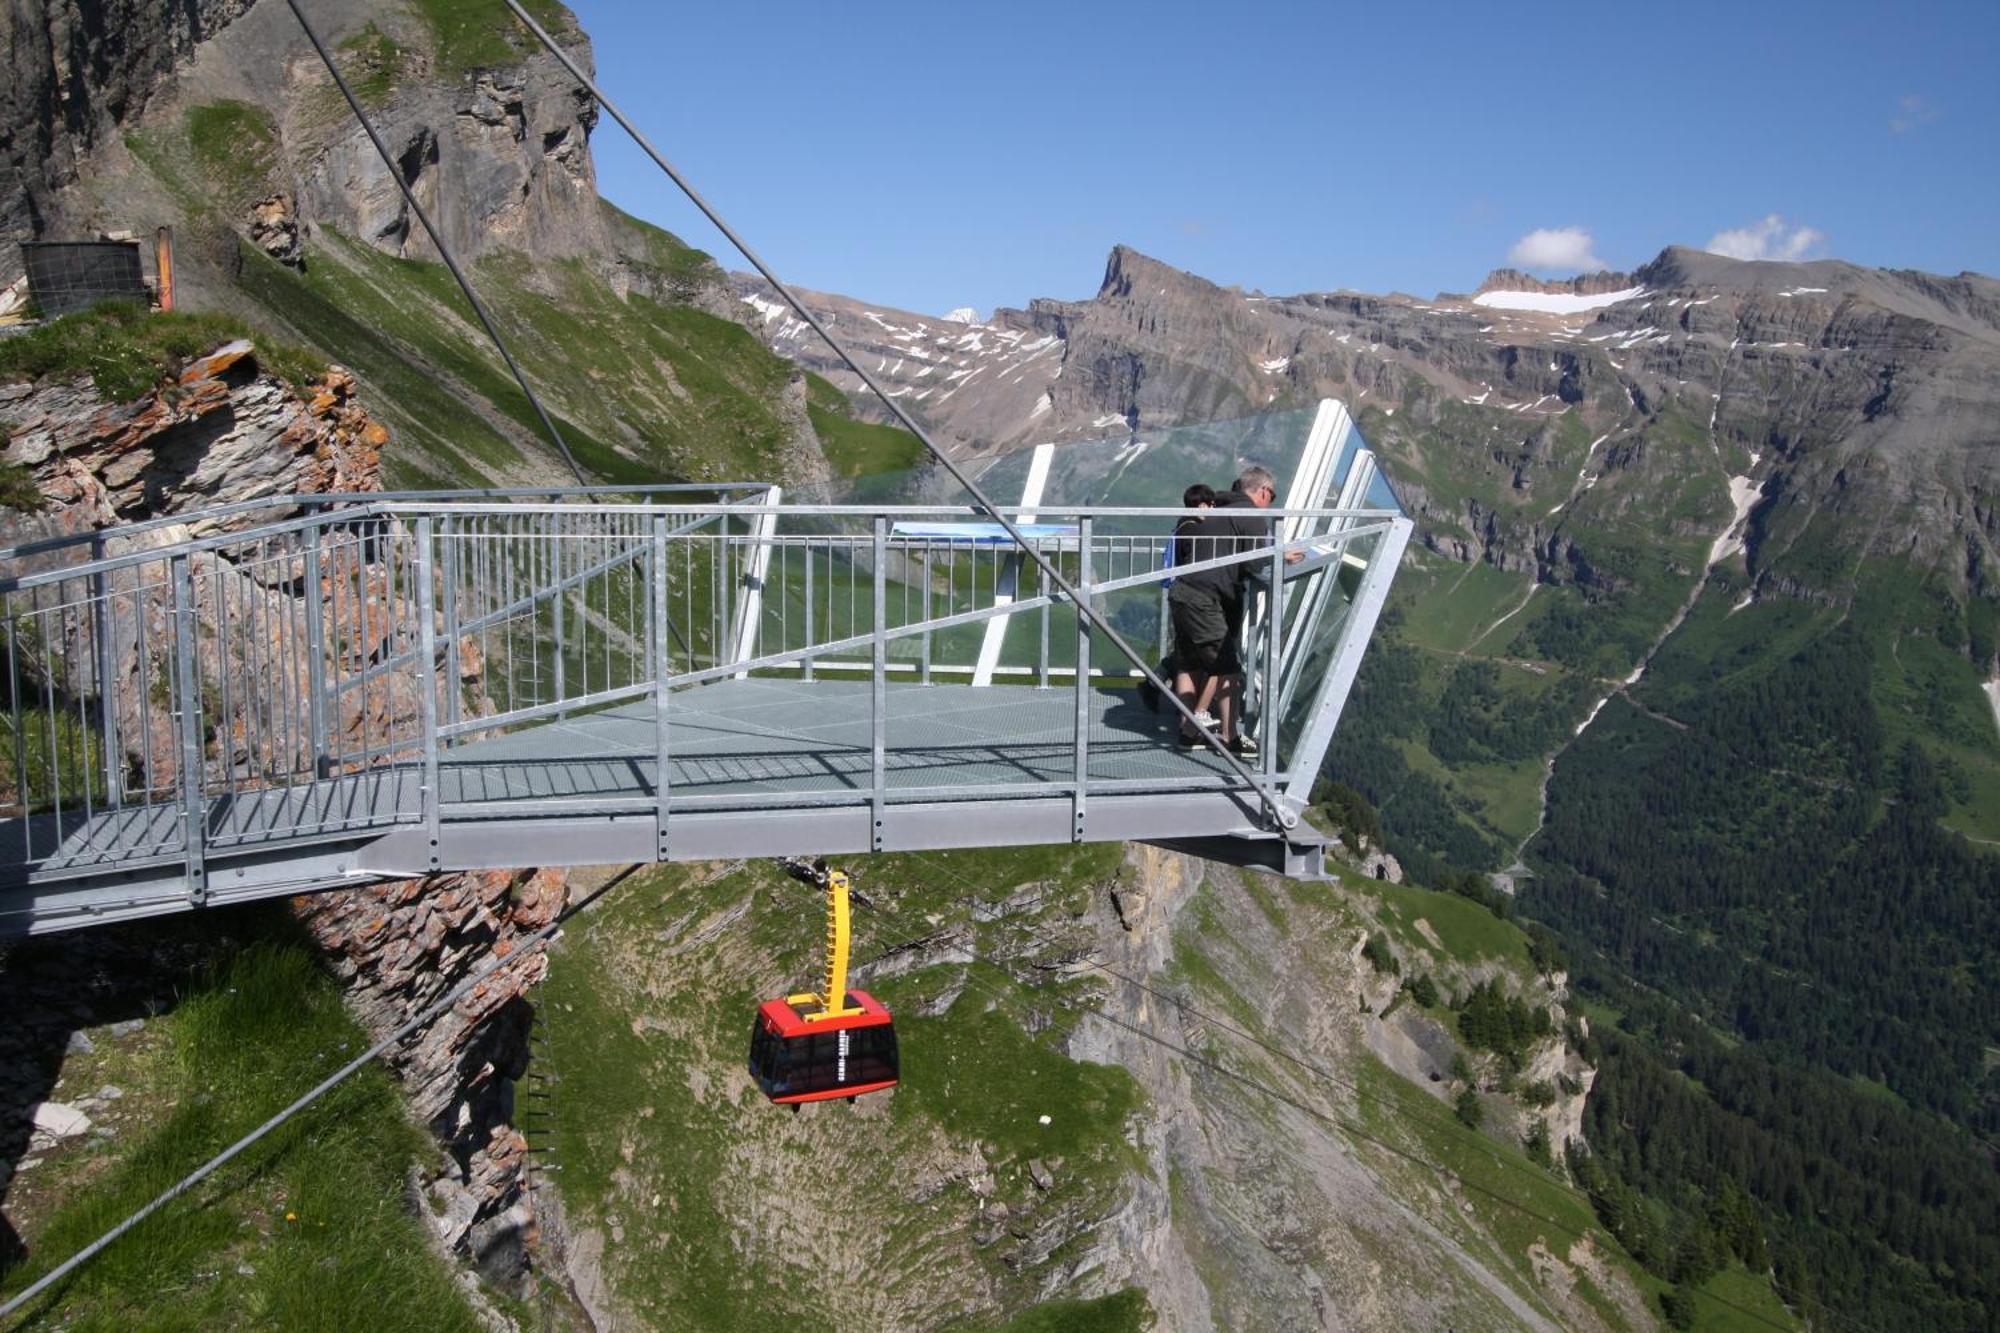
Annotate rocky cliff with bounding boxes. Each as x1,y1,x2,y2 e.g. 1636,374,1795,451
747,241,1999,632
0,0,254,279
0,337,380,542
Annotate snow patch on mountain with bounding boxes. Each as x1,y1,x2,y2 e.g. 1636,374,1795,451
1472,286,1646,315
942,307,980,324
1706,468,1763,570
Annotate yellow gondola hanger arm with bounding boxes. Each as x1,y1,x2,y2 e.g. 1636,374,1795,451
796,868,863,1021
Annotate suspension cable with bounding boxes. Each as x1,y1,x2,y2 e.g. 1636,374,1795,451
0,865,639,1322
286,0,587,486
500,0,1296,834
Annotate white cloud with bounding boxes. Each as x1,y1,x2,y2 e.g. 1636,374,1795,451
1704,215,1826,263
1890,94,1941,134
1506,227,1606,274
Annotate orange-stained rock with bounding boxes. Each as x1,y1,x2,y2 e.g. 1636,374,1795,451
509,866,568,929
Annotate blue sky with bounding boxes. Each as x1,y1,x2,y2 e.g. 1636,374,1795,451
567,0,1999,319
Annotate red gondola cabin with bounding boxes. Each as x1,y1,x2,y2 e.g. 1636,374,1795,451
749,990,899,1104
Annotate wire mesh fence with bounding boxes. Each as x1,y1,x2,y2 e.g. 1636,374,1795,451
18,241,152,317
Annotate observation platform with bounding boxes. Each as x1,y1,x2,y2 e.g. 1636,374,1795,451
0,400,1409,935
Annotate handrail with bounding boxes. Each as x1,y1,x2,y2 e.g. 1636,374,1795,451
1,502,1396,592
0,482,771,565
1,488,1406,888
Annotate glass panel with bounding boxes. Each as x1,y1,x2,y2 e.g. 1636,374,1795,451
795,402,1406,796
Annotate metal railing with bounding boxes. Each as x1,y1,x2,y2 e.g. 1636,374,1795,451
1,489,1408,894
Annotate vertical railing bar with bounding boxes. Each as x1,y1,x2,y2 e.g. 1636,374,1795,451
920,541,932,685
552,513,567,709
213,553,234,802
1038,560,1051,689
1072,518,1092,841
249,548,269,788
76,599,95,826
302,520,326,772
1264,538,1284,771
44,606,61,837
245,543,263,790
871,515,887,851
133,583,150,814
441,516,461,735
415,517,441,869
171,555,206,905
90,535,121,808
530,524,543,710
802,540,815,682
651,515,671,861
9,617,26,860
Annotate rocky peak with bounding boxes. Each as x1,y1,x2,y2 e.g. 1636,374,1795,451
1470,267,1638,298
1095,243,1227,303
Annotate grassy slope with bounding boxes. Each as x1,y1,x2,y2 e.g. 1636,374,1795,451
0,915,482,1331
0,303,323,403
806,373,927,502
236,225,800,489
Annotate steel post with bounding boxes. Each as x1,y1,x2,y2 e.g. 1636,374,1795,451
1263,538,1284,771
802,542,815,682
170,555,206,905
871,516,887,851
415,518,442,870
1038,572,1050,689
90,534,121,807
551,514,566,707
1072,517,1092,841
652,516,672,859
439,516,461,732
921,544,932,685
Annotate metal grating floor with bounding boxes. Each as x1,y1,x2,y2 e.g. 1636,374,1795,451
9,678,1247,881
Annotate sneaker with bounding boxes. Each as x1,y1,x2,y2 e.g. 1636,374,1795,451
1229,734,1259,757
1191,710,1218,731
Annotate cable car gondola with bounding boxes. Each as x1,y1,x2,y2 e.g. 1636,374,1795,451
749,864,899,1105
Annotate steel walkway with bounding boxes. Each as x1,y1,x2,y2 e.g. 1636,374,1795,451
0,402,1410,935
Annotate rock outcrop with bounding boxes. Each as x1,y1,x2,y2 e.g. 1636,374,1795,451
293,865,570,1281
0,338,382,545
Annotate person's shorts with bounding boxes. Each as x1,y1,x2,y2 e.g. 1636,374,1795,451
1169,584,1241,675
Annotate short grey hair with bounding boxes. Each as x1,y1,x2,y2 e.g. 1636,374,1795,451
1235,465,1277,495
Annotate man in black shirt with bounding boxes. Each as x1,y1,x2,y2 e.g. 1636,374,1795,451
1168,483,1217,716
1167,465,1298,754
